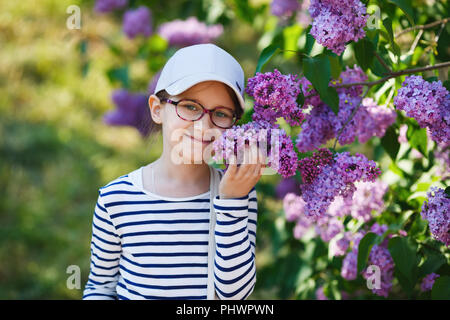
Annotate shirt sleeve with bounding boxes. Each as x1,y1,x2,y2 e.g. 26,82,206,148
213,186,258,300
82,189,121,300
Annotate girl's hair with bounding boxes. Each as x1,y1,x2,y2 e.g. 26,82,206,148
146,85,244,139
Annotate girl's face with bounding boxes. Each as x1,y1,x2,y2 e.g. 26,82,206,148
149,81,237,164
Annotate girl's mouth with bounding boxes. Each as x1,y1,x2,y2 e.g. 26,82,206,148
185,134,213,144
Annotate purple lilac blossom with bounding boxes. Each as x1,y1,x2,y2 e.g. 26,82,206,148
103,89,152,137
157,17,223,47
283,192,306,222
276,177,302,199
420,187,450,246
316,286,328,300
123,6,153,39
246,69,304,126
271,0,300,17
295,103,335,152
212,120,298,178
295,0,312,27
394,75,450,146
329,232,351,257
420,273,440,292
434,142,450,179
348,181,388,222
94,0,127,13
341,249,358,280
300,151,381,220
308,0,368,55
361,244,395,297
315,216,344,242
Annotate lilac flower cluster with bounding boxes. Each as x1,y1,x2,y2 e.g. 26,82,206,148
295,0,312,28
331,65,368,97
329,232,351,257
420,187,450,246
296,66,396,150
295,103,335,152
361,243,395,297
103,89,152,137
348,181,388,222
434,142,450,179
270,0,300,17
308,0,368,55
123,6,153,39
283,192,306,222
394,75,450,146
341,230,366,280
246,69,305,126
212,120,298,178
420,273,440,292
299,150,381,220
282,192,316,239
299,77,321,108
94,0,127,13
298,148,333,184
157,16,223,47
276,177,301,199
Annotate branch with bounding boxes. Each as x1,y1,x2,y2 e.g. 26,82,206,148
332,86,370,151
332,61,450,89
395,17,450,38
374,51,392,73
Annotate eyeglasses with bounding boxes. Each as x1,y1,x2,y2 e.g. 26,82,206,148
160,98,238,129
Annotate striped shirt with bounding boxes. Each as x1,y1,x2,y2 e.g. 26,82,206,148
82,166,258,300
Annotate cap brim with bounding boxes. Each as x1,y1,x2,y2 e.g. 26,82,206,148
164,73,247,115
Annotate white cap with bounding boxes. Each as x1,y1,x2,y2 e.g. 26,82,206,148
154,43,246,114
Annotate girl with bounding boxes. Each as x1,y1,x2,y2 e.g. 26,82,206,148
82,43,266,300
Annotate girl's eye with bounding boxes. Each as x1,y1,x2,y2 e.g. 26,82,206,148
186,104,199,111
215,111,226,118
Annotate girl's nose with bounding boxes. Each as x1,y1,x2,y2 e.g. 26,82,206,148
200,109,215,129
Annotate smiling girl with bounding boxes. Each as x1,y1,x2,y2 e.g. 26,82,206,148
82,43,266,300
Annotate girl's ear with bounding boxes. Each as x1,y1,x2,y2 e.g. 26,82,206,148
148,95,163,125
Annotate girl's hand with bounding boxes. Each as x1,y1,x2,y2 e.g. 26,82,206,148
218,144,266,199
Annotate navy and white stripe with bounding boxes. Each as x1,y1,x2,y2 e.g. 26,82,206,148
82,167,257,300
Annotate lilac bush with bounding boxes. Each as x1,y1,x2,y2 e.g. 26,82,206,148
420,187,450,246
308,0,368,55
394,75,450,146
157,16,223,47
123,6,153,39
246,69,305,126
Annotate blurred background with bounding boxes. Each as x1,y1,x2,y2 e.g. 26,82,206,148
0,0,448,299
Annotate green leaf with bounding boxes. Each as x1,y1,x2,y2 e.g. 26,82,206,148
106,66,130,88
303,54,339,114
255,44,280,74
283,25,302,59
381,125,400,161
443,80,450,92
445,186,450,198
419,252,446,277
230,0,256,24
431,276,450,300
357,232,378,273
354,39,375,71
407,126,428,156
388,0,416,25
296,89,305,108
388,237,419,293
326,54,342,79
382,18,401,57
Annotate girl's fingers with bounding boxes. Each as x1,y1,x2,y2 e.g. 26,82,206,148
253,163,262,177
226,154,238,177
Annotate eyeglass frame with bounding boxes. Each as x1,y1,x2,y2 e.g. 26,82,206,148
160,98,239,129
